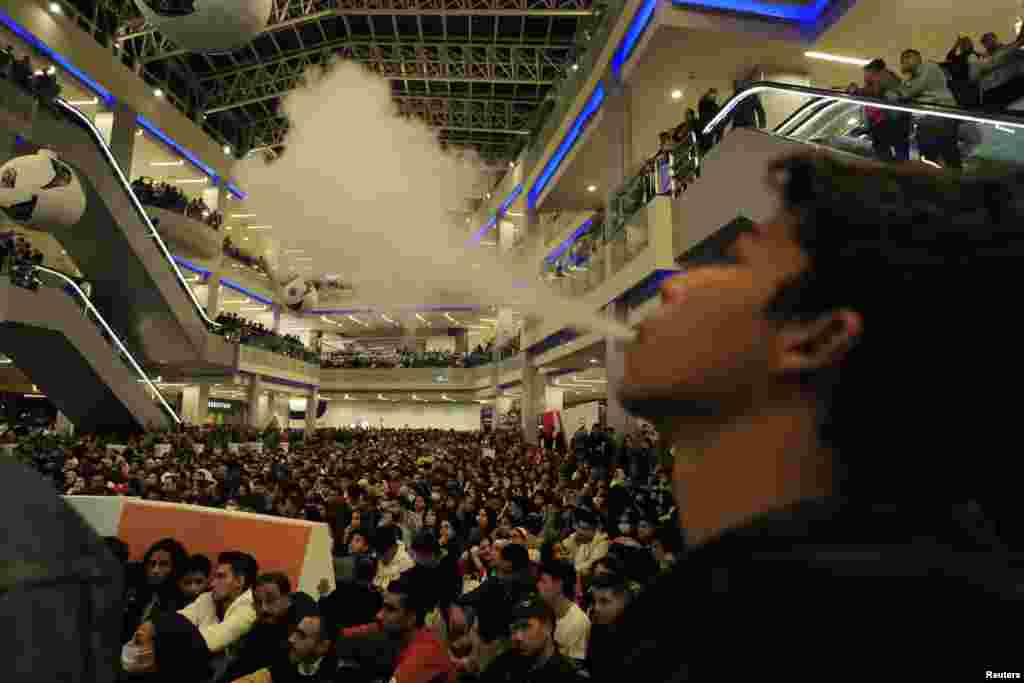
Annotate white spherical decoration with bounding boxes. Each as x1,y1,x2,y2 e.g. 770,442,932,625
133,0,273,55
0,151,87,229
282,276,307,309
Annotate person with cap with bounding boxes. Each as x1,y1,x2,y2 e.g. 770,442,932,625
120,612,213,682
478,594,588,683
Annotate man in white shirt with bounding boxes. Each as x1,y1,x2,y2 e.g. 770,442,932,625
537,559,590,660
561,509,609,581
179,551,259,656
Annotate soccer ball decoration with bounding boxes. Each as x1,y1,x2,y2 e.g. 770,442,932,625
132,0,273,55
0,151,87,229
281,276,318,312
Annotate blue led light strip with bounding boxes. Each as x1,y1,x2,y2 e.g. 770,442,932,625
528,84,605,209
545,217,595,265
220,278,274,305
470,183,524,244
670,0,831,23
136,115,219,183
36,265,181,425
0,9,115,106
226,182,248,200
611,0,658,76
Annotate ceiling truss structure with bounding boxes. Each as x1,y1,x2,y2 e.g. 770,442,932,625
73,0,598,161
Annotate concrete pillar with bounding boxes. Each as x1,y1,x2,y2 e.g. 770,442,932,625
545,385,565,412
306,387,319,434
605,301,630,435
521,357,540,445
454,329,468,354
206,264,223,318
273,306,282,333
108,101,137,176
247,375,263,428
181,386,199,424
602,76,639,281
197,384,210,425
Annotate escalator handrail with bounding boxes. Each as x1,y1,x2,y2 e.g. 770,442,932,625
772,96,830,135
51,98,222,331
32,265,182,426
703,81,1024,137
773,98,840,137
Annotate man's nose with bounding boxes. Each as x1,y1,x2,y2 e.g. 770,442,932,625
660,275,686,304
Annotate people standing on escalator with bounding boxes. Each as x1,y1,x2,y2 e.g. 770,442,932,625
943,36,982,108
890,49,961,169
859,60,912,162
697,88,721,153
724,79,766,132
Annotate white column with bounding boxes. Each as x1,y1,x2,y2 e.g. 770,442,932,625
247,375,263,427
273,306,282,333
306,388,319,434
109,101,138,176
545,385,565,412
605,300,630,434
197,385,210,425
181,386,200,424
521,357,540,445
206,267,223,318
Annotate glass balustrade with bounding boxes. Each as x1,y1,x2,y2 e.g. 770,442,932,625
23,265,181,425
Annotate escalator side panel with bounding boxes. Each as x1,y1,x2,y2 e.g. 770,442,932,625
17,104,211,364
0,284,170,431
674,128,810,259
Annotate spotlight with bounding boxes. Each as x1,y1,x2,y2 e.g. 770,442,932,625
48,2,62,14
671,89,683,100
223,145,232,155
153,88,164,98
586,184,597,193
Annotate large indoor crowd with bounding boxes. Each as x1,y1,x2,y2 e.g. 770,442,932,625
133,177,225,230
14,421,674,682
321,339,521,370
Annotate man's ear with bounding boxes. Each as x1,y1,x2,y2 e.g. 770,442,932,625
776,309,863,374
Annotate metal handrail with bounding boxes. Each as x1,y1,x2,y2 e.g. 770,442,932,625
53,98,222,330
703,81,1024,137
32,265,181,425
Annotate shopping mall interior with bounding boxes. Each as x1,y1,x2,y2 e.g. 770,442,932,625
2,0,1022,680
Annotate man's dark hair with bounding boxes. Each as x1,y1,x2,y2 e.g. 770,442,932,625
217,551,259,590
540,559,576,599
254,571,291,595
387,573,431,626
371,524,400,554
499,543,530,573
143,538,189,582
353,555,377,584
184,554,212,577
764,155,1024,509
864,58,886,72
899,48,921,60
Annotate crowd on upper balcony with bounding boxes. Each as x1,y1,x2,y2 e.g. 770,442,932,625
132,177,224,230
0,232,45,291
221,236,268,274
213,312,314,362
321,337,521,370
0,45,61,102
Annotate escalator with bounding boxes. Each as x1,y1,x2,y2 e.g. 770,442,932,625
679,83,1024,247
0,82,233,373
0,266,178,431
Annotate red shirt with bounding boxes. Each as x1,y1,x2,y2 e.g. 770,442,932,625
339,624,453,683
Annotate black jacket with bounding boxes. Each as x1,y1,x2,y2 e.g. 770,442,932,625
726,93,766,129
598,497,1022,682
319,581,382,635
480,650,589,683
215,622,290,682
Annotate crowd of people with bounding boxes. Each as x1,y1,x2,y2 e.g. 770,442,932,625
321,338,521,370
213,312,316,363
0,231,45,291
221,236,268,274
133,177,225,230
13,421,674,682
0,44,61,101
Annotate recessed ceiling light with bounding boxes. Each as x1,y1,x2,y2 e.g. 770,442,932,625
804,51,869,66
136,129,143,136
223,145,232,155
231,213,256,218
46,66,56,76
671,89,683,100
571,63,579,71
49,2,62,14
153,88,164,98
590,358,599,364
586,184,597,193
